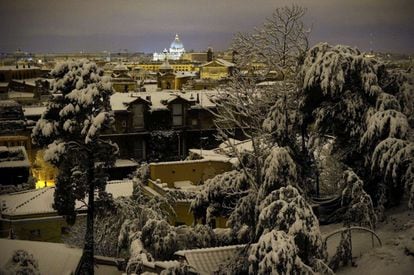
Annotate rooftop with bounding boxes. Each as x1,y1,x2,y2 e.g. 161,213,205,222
174,244,246,275
0,179,134,217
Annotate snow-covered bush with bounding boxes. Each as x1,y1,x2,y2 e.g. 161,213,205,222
329,230,352,271
259,147,298,199
299,42,413,212
190,169,249,224
3,250,40,275
371,138,414,208
256,185,325,265
360,110,409,152
248,230,314,275
141,219,178,260
340,170,377,229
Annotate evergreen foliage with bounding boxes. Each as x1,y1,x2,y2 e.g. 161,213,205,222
31,60,118,274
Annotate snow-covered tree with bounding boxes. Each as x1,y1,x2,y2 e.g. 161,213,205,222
259,147,298,200
232,4,309,77
256,185,325,265
371,138,414,208
190,169,250,225
299,42,413,211
248,230,314,275
3,250,40,275
141,219,178,260
31,60,118,274
340,170,377,229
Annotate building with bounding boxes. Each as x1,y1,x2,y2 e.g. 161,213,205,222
153,34,186,61
0,180,133,242
110,64,138,93
200,59,235,80
0,100,26,135
138,61,197,73
141,158,233,226
0,146,30,186
107,90,219,162
157,59,197,90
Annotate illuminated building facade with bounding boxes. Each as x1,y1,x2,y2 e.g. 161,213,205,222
153,34,186,61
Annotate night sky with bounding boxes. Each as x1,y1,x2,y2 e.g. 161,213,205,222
0,0,413,54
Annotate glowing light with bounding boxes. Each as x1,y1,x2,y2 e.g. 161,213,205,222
35,180,55,189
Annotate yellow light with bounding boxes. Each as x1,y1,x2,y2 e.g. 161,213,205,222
35,180,55,189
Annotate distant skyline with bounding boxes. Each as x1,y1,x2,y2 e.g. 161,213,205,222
0,0,413,54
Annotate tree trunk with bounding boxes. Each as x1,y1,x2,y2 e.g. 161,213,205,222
81,156,95,275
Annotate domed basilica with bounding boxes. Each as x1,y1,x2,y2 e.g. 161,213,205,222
153,34,186,61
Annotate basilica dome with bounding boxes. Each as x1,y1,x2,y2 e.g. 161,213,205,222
170,34,184,49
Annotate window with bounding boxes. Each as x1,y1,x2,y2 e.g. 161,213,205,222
172,103,183,126
30,229,41,237
132,104,144,128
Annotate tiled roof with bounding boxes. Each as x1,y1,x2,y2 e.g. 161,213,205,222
174,245,246,275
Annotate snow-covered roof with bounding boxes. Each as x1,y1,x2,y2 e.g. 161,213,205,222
0,65,40,71
174,245,246,275
0,100,20,107
0,146,30,168
113,64,129,72
219,138,253,153
175,71,198,78
8,91,35,98
0,239,82,275
105,179,134,198
188,149,233,163
113,159,138,168
110,90,217,112
11,78,44,87
0,179,134,217
23,106,47,117
201,59,235,68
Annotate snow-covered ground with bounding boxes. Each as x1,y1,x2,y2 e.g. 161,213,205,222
321,205,414,275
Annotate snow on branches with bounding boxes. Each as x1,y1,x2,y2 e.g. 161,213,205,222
360,110,409,151
301,43,381,97
259,147,298,199
32,59,114,159
190,170,249,224
248,230,314,275
340,170,377,229
371,138,414,208
256,185,325,264
2,250,40,275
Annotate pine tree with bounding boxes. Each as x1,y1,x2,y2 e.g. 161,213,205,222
299,42,413,210
32,60,118,274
